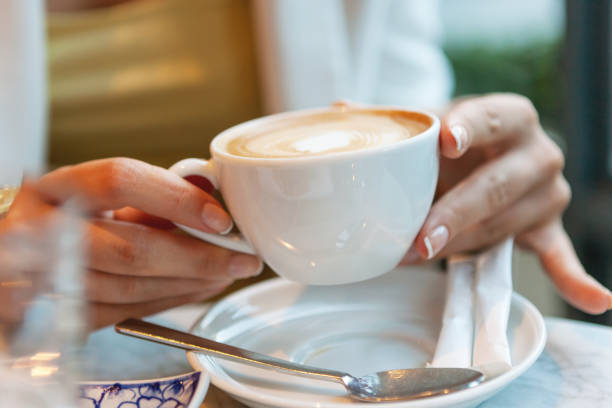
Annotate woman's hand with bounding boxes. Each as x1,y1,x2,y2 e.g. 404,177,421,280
403,93,612,314
0,158,262,330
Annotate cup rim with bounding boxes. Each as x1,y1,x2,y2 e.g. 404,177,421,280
210,106,440,165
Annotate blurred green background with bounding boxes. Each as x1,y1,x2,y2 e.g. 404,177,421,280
446,41,563,133
440,0,565,134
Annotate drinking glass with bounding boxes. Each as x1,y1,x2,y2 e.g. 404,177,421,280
0,0,81,405
0,200,86,407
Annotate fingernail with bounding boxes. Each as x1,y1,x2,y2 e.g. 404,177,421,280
202,203,233,233
402,245,421,264
450,125,468,152
423,225,449,259
228,254,263,279
608,292,612,310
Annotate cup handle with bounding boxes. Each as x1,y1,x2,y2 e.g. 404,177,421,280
169,158,256,255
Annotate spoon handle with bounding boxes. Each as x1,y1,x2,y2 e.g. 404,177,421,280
115,318,349,384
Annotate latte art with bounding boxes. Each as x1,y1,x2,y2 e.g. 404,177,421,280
222,110,430,158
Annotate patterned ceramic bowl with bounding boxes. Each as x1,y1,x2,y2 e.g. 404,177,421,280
79,371,208,408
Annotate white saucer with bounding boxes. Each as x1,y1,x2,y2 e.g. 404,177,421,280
188,266,546,408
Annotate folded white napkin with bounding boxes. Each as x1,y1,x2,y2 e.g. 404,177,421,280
429,238,514,378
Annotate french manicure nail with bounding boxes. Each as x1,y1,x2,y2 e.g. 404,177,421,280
228,255,263,279
202,203,233,233
450,125,468,152
423,225,449,259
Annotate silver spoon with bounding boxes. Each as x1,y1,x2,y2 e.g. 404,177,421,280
115,318,484,403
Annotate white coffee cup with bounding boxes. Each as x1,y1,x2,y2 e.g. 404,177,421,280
170,106,439,285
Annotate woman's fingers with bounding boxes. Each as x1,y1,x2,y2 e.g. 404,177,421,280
112,207,175,229
36,158,232,233
2,182,57,225
0,184,77,284
416,92,566,261
85,269,233,304
89,289,226,330
87,219,263,280
414,139,564,260
439,93,541,158
437,175,571,257
519,221,612,314
426,93,610,315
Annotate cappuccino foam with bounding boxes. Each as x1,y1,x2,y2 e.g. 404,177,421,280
222,110,430,158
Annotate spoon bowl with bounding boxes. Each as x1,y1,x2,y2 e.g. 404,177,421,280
344,368,483,402
115,319,484,403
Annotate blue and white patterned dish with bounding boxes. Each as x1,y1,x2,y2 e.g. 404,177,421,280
79,371,208,408
76,310,210,408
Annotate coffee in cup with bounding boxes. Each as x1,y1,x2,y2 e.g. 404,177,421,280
170,106,439,285
222,110,430,158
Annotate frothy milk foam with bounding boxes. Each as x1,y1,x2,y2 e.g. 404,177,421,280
221,110,431,158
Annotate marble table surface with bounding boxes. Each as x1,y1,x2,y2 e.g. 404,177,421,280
83,304,612,408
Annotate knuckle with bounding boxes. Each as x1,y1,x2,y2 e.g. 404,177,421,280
95,158,136,202
533,137,565,177
512,94,539,126
475,99,502,137
545,139,565,173
484,173,512,213
555,177,572,210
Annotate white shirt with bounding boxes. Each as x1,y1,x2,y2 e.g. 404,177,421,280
253,0,454,113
